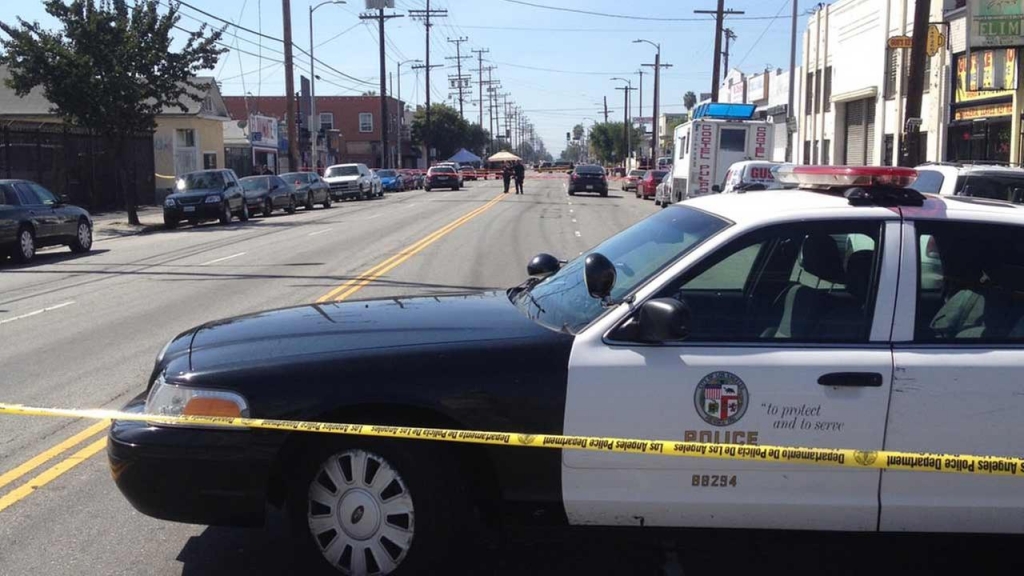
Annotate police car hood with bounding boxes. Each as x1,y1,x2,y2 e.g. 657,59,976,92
187,291,553,370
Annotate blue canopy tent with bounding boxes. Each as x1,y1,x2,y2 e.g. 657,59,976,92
447,148,483,166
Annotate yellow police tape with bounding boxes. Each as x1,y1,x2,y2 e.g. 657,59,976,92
1,402,1021,477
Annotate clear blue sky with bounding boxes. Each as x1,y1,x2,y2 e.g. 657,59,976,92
0,0,808,155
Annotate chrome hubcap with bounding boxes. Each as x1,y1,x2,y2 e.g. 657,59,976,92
78,223,91,248
20,231,33,258
308,449,414,575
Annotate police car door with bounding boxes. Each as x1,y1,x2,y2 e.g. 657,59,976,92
883,217,1024,533
563,217,900,530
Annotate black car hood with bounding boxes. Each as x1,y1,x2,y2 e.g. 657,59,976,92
167,189,222,200
187,291,555,371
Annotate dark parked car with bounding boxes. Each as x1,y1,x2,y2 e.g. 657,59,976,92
281,171,332,210
397,170,418,190
1,179,92,263
567,164,609,196
241,175,298,217
424,166,461,191
164,169,248,229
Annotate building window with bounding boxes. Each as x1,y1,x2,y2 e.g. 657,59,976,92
884,49,898,99
805,71,815,115
823,139,831,165
918,132,928,164
203,152,217,170
814,71,822,114
823,67,833,112
175,129,196,148
884,134,894,166
319,112,334,131
359,113,373,133
803,140,811,163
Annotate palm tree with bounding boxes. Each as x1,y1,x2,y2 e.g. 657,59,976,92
683,91,697,112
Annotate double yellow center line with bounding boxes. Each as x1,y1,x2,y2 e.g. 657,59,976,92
0,191,507,514
317,193,506,303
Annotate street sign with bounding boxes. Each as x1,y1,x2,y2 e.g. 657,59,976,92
887,35,913,49
970,0,1024,48
927,24,946,58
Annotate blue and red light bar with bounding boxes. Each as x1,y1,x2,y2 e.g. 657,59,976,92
774,165,918,189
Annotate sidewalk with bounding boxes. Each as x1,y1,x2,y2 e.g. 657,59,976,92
90,206,165,240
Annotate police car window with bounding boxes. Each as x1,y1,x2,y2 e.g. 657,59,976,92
514,206,729,333
720,128,746,152
911,169,944,194
657,221,882,343
914,221,1024,343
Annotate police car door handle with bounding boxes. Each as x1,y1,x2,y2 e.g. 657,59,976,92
817,372,883,387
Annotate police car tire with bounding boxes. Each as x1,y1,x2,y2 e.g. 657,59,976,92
287,438,472,576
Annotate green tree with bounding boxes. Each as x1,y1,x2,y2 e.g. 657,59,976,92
0,0,226,224
571,123,585,141
410,103,472,160
588,122,643,164
684,91,698,111
465,124,490,157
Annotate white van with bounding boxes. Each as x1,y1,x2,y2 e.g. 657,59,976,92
714,160,784,194
668,103,774,204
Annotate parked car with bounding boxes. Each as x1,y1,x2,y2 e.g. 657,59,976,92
567,164,608,196
376,169,405,192
323,163,376,201
368,170,384,198
412,170,426,189
281,171,332,209
654,171,674,207
0,179,92,263
459,166,478,181
638,169,669,199
240,175,298,217
424,166,461,191
112,165,1024,576
912,163,1024,203
398,170,418,191
714,161,784,194
163,169,248,229
622,169,645,192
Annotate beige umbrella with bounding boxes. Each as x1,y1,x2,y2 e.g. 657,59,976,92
487,150,521,162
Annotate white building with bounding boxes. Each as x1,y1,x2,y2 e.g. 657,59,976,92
798,0,952,166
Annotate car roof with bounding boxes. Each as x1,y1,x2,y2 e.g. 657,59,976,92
917,163,1024,176
684,188,1024,226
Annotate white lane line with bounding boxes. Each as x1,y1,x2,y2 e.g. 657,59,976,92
200,252,246,266
0,301,76,326
307,228,334,236
574,231,581,237
364,213,382,220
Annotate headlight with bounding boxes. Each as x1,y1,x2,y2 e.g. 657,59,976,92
205,195,222,203
164,198,176,207
176,179,186,191
145,373,250,425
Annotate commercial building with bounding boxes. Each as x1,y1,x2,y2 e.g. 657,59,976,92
223,95,412,170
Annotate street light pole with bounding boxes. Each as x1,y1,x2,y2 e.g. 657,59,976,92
634,39,666,163
397,58,422,169
310,1,346,175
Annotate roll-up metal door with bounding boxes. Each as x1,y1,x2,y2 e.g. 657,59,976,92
865,100,876,164
845,99,865,166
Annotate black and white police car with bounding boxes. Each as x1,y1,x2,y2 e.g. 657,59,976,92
109,165,1024,575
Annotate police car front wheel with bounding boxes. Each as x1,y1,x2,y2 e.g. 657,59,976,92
288,440,472,575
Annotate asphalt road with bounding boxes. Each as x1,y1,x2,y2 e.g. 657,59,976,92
1,175,1021,576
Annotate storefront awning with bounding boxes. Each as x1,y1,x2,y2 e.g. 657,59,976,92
831,86,878,103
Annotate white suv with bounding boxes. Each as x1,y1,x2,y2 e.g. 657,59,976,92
323,163,380,201
913,163,1024,203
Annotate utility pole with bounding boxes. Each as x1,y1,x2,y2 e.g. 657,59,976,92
899,0,931,167
282,0,298,172
409,1,447,164
722,28,737,73
638,39,671,162
615,83,636,165
472,49,489,126
396,58,421,170
786,0,798,162
603,96,609,123
446,37,470,119
695,1,745,101
360,7,403,169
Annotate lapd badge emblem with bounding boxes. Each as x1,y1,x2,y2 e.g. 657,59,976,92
854,451,878,466
517,434,537,445
694,371,749,427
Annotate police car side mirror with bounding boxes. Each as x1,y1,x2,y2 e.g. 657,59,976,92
636,298,691,343
584,252,616,301
711,184,721,193
527,253,561,278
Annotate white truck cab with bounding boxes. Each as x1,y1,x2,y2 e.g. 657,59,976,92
668,103,775,204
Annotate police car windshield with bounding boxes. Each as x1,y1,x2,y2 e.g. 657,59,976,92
514,206,730,333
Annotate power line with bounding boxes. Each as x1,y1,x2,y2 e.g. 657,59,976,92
493,61,632,76
498,0,793,21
